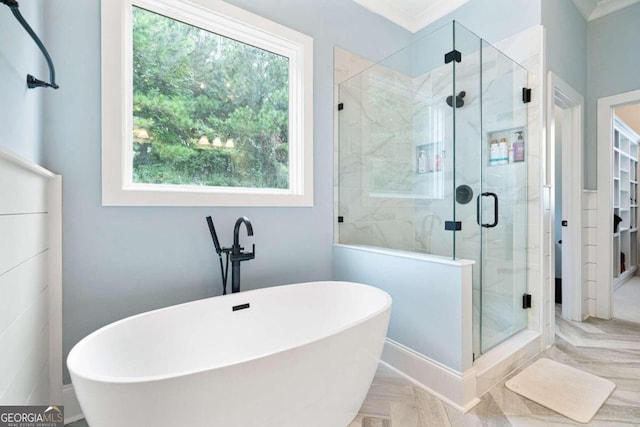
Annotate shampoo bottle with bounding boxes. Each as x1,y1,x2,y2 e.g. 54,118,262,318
490,139,499,166
499,138,508,165
513,131,525,162
418,150,427,174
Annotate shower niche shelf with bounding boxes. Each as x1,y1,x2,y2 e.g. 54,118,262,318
487,127,525,167
613,115,640,289
416,143,443,174
413,142,444,200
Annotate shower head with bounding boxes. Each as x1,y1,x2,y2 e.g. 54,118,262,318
446,91,466,108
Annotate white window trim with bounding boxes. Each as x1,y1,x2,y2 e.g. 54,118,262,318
101,0,314,206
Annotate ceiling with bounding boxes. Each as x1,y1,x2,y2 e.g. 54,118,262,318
351,0,470,33
616,104,640,135
352,0,640,33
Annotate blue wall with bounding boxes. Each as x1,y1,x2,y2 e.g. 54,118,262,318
586,4,640,189
334,246,473,373
0,0,46,163
42,0,411,383
541,0,587,96
533,1,640,191
542,0,588,187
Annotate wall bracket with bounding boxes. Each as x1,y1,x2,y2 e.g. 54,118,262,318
444,50,462,64
522,293,532,309
1,0,59,89
444,221,462,231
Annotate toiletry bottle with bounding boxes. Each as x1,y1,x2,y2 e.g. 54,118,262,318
499,138,508,165
514,131,525,162
508,144,514,163
490,139,499,166
418,150,426,174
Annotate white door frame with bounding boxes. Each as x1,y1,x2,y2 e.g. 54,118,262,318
546,72,584,343
596,89,640,319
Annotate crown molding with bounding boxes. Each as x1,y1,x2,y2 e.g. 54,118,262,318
590,0,640,20
571,0,597,20
572,0,640,21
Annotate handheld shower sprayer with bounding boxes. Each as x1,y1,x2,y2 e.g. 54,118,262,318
206,216,230,294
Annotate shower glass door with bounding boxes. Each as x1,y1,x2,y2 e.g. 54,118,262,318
452,23,528,355
478,41,528,353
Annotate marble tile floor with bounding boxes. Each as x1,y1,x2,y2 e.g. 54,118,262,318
355,311,640,426
66,311,640,427
614,276,640,323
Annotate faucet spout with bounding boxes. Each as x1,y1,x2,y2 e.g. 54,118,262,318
233,216,253,249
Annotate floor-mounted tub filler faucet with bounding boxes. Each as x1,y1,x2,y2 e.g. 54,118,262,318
230,217,255,293
206,216,255,294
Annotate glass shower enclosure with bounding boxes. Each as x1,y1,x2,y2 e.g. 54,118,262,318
337,22,528,356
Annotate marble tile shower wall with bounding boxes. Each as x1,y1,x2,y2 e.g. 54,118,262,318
412,66,454,258
338,66,417,251
338,61,459,256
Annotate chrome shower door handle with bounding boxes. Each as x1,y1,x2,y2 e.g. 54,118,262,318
477,192,499,228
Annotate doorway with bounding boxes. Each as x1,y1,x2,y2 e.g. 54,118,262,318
611,102,640,322
596,89,640,320
547,72,584,346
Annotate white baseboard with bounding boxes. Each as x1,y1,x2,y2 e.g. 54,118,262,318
473,330,540,397
63,384,83,424
381,338,480,412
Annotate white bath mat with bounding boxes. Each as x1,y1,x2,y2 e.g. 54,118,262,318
505,358,615,424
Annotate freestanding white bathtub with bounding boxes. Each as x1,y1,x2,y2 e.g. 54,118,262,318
67,281,391,427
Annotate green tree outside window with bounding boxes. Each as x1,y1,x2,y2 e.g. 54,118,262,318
132,7,290,189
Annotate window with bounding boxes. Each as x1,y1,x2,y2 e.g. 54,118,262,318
102,0,313,206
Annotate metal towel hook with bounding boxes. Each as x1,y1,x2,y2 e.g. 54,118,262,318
1,0,59,89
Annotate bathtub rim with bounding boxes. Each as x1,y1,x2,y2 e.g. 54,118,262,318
67,280,391,385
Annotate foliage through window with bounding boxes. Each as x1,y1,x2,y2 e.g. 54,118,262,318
101,0,313,206
132,7,290,189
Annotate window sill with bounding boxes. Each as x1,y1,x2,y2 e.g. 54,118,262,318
102,182,314,207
